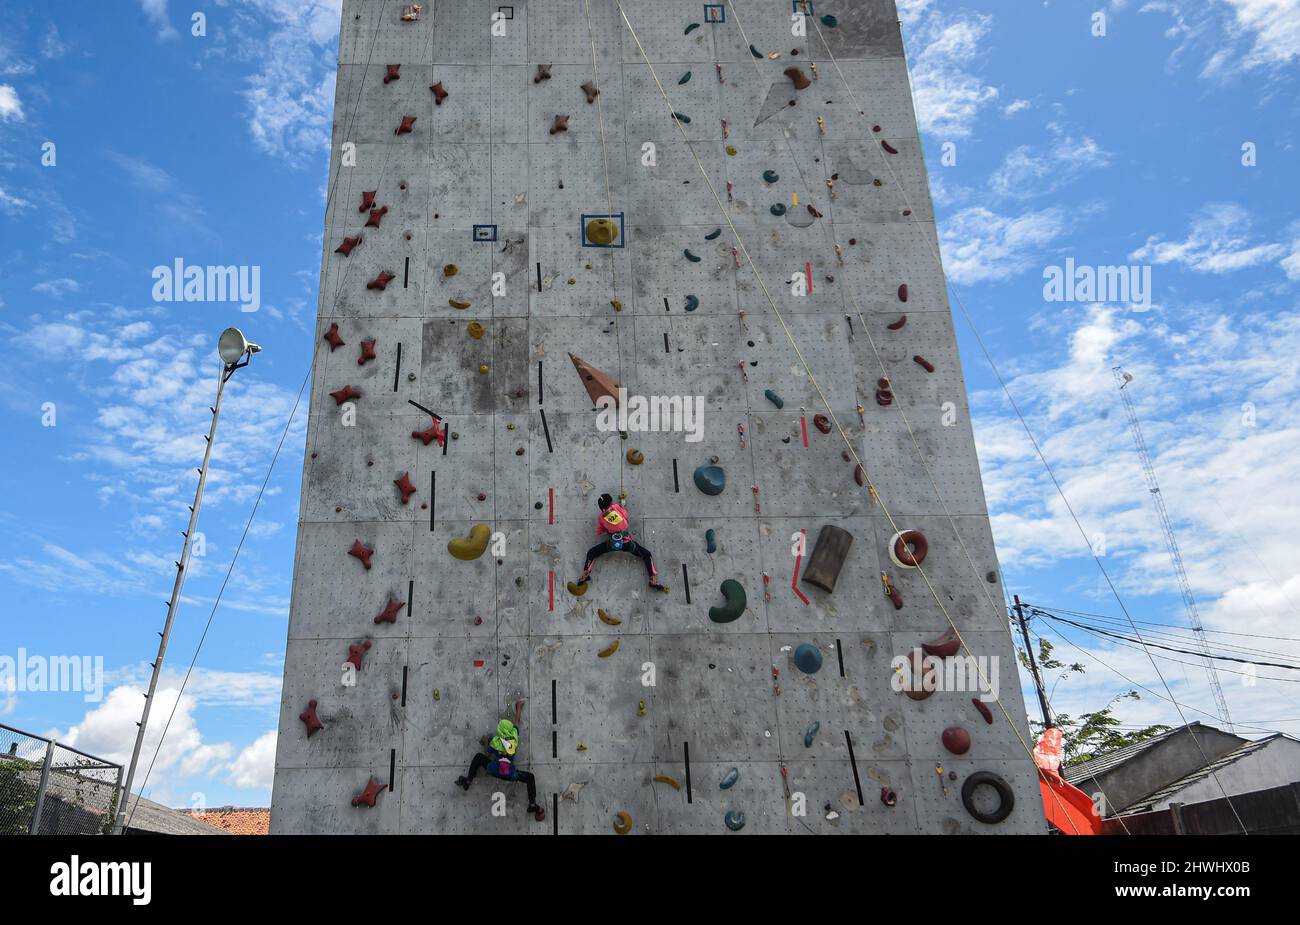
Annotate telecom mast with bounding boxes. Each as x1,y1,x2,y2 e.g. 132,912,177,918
1113,367,1233,730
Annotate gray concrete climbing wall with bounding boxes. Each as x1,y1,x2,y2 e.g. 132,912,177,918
271,0,1045,835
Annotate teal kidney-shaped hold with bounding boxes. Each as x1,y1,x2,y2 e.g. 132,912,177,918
693,464,726,495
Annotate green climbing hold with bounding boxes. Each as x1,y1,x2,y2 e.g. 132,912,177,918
684,295,700,312
678,71,692,85
764,389,784,409
708,579,747,624
820,14,839,28
693,464,725,495
704,228,721,240
762,170,779,183
804,721,820,748
724,810,746,832
684,249,701,263
672,112,691,124
720,767,739,789
705,528,717,554
749,44,763,58
770,204,787,216
685,22,700,34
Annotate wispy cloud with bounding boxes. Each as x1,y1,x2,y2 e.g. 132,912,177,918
1130,203,1292,274
905,8,1000,138
0,84,24,121
940,205,1071,284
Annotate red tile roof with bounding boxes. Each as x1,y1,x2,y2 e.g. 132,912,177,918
184,807,270,835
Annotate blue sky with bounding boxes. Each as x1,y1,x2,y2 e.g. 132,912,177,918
1,0,1298,809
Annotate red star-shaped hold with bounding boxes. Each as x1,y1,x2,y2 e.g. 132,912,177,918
335,235,362,257
330,384,362,405
430,82,449,105
358,338,377,365
346,638,372,670
383,64,401,84
348,539,374,570
411,420,445,447
359,190,376,212
374,597,405,625
394,471,417,504
366,271,395,291
323,323,345,351
365,205,389,228
352,776,386,808
395,115,416,135
300,699,324,737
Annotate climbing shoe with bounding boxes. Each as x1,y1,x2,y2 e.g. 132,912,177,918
529,802,546,821
455,776,472,791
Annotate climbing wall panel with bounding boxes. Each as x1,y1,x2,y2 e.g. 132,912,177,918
272,0,1044,836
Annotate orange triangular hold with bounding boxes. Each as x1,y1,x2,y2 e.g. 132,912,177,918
569,353,621,408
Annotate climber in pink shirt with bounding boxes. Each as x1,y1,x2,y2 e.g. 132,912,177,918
575,493,668,592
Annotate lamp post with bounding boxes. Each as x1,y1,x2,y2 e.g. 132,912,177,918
113,328,261,834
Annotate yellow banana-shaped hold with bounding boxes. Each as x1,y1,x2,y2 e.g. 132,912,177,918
653,774,681,790
449,297,471,310
598,608,621,626
597,639,620,658
613,811,633,834
567,580,588,596
447,523,491,560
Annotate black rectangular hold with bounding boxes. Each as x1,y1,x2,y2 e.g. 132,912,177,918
403,255,410,288
430,471,436,531
552,729,557,759
408,579,414,617
551,679,557,724
552,793,558,835
672,458,680,493
537,261,542,292
540,407,553,453
389,749,396,791
836,638,845,678
393,342,402,392
802,524,854,593
682,562,691,604
538,360,543,405
400,665,408,706
684,742,692,803
663,332,669,353
664,296,670,312
845,731,864,806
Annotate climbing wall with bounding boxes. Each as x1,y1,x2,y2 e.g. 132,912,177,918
271,0,1045,835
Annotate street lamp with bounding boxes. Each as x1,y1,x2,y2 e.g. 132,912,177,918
113,328,261,834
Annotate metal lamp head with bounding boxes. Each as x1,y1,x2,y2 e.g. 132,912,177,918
218,327,261,367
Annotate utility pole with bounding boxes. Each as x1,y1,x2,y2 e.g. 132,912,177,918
1014,595,1053,730
114,329,259,834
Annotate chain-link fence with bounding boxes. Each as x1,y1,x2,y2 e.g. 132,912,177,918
0,722,122,836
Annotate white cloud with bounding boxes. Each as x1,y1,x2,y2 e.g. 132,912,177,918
1003,99,1031,116
1216,0,1300,71
989,124,1114,200
32,278,82,298
228,730,277,790
0,84,24,122
939,206,1070,284
905,9,1000,138
138,0,180,41
1130,202,1291,274
0,185,34,213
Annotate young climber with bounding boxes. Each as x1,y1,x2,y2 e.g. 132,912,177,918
455,698,545,822
575,493,668,592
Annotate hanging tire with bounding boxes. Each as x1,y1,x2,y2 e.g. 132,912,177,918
961,771,1014,824
888,530,928,569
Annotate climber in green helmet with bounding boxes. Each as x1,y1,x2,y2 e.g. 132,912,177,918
456,698,544,821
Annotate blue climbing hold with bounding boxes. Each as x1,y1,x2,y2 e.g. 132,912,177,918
764,389,784,409
770,203,787,216
804,721,820,748
793,643,823,674
762,170,779,183
724,810,746,831
694,464,726,495
705,528,717,553
720,767,739,789
704,228,721,240
820,14,839,28
685,294,700,312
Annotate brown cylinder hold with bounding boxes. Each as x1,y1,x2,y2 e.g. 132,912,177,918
800,525,854,594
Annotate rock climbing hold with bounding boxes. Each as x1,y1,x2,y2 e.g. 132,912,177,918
348,539,374,570
346,639,372,670
804,721,820,747
467,321,485,339
626,448,644,465
597,608,621,626
898,284,909,302
612,811,633,834
566,580,588,596
352,777,385,808
973,699,994,725
749,44,763,58
922,628,961,658
358,190,376,212
300,700,324,737
764,389,784,408
411,420,445,447
784,66,811,90
708,579,747,624
806,204,823,218
324,323,345,351
449,298,471,310
585,217,619,246
611,299,622,312
447,524,491,561
479,365,490,375
769,204,787,216
533,64,551,83
335,236,362,257
793,643,823,674
384,64,400,84
358,339,377,366
962,771,1014,824
820,14,838,27
394,472,417,505
888,529,928,569
683,248,701,263
902,648,937,701
363,206,388,228
725,145,737,156
942,727,972,755
430,82,448,105
581,80,599,103
570,353,622,408
598,639,620,658
685,22,700,34
720,768,739,789
395,115,416,135
443,263,458,277
724,810,746,831
684,295,700,312
705,528,717,554
881,140,899,155
678,71,691,85
875,387,893,406
373,595,404,625
813,414,831,434
854,464,866,487
914,355,935,373
802,524,854,593
887,314,907,330
331,385,362,405
762,169,780,183
549,114,570,135
654,774,681,790
671,111,691,123
693,464,725,495
367,271,395,291
704,228,721,240
880,787,897,807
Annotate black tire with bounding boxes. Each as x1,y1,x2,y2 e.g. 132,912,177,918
961,771,1014,824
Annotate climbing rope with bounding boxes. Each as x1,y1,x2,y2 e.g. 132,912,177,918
614,1,1098,832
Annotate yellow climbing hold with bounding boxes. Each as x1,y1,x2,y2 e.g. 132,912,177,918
626,448,644,465
467,321,485,339
443,264,458,277
638,700,647,717
567,580,589,596
598,639,620,658
447,523,491,560
479,364,489,374
613,811,632,834
611,299,622,312
597,608,621,626
449,298,471,310
653,774,681,790
567,278,576,285
585,217,619,246
726,145,738,156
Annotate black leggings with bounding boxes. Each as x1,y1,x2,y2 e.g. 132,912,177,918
584,538,658,579
466,752,537,804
